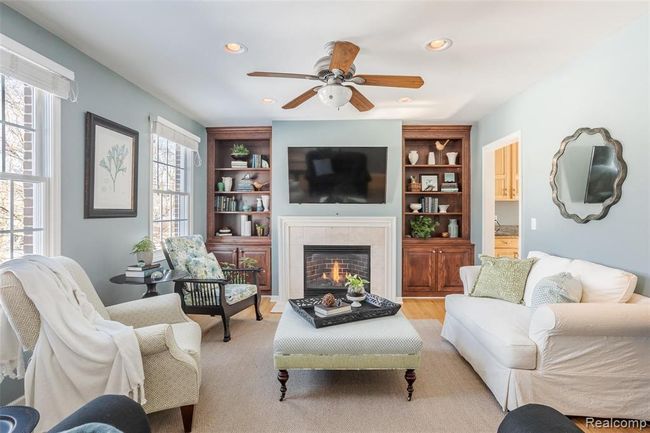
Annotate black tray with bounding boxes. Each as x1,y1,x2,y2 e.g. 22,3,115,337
288,293,401,328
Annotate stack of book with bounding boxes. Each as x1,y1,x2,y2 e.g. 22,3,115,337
236,179,254,192
231,160,248,168
215,196,238,211
314,301,352,318
125,263,161,278
419,197,439,213
441,183,459,192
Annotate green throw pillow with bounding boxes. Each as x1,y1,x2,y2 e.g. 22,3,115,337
470,255,535,304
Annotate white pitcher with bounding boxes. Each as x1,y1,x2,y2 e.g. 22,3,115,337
408,150,419,165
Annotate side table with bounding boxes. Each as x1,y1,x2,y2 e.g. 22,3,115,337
110,269,188,298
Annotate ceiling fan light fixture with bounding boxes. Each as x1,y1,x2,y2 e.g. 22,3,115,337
261,98,275,104
317,84,352,108
425,38,453,52
398,97,413,103
224,42,247,54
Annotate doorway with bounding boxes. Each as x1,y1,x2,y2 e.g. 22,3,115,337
482,131,522,257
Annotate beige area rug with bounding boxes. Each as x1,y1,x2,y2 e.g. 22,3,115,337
149,315,505,433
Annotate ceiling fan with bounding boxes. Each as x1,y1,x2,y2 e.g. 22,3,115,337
247,41,424,112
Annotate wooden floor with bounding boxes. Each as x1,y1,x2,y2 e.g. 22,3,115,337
231,297,630,433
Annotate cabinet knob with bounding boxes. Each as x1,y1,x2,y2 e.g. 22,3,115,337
432,250,436,253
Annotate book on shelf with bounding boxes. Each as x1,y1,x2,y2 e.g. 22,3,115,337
215,196,238,212
441,182,459,192
314,302,352,317
126,263,160,272
125,267,162,278
230,161,248,168
419,197,439,213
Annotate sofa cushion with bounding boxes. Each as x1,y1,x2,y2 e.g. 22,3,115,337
524,251,572,306
566,259,636,303
530,272,582,307
445,294,537,369
471,255,535,304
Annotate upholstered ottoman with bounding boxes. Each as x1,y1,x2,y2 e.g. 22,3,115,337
273,305,423,401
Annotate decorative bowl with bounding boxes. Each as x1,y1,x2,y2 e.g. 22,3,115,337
346,291,367,308
438,204,450,213
409,203,422,213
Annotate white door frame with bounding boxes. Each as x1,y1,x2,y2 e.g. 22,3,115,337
481,131,523,256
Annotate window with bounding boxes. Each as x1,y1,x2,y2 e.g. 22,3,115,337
151,134,192,251
0,75,54,261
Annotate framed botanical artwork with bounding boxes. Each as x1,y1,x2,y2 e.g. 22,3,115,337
420,174,439,192
84,112,139,218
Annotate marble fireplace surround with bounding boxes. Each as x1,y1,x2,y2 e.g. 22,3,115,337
273,216,397,313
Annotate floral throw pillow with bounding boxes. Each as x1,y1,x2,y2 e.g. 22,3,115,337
470,255,536,304
185,253,225,280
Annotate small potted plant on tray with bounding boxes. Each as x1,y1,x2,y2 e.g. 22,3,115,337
231,144,250,161
131,236,155,266
345,273,369,308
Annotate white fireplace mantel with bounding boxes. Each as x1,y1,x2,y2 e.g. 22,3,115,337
273,216,397,312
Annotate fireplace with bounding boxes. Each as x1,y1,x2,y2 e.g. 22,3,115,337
303,245,371,297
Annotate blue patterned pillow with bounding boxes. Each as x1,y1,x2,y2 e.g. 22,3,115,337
530,272,582,307
185,253,225,280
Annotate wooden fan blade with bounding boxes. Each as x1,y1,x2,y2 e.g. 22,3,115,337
248,72,320,80
282,86,320,109
329,41,360,74
349,87,374,112
353,74,424,88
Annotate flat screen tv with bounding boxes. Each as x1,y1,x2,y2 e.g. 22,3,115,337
288,147,388,204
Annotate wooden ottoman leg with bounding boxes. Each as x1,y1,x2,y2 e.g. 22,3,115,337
278,370,289,401
405,369,416,401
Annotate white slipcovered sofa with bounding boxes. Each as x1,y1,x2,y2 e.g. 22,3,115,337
441,251,650,420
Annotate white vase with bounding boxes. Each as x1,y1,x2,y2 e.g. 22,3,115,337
427,152,436,165
261,195,270,211
222,177,233,192
446,152,459,165
408,150,419,165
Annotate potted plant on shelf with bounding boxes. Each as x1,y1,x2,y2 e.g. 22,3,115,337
345,273,369,307
131,236,155,266
410,216,439,239
231,144,250,161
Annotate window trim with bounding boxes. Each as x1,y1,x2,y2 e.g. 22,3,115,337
149,132,193,263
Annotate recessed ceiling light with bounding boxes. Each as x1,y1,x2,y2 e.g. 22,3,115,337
425,38,453,52
224,42,247,54
261,98,275,104
398,97,412,103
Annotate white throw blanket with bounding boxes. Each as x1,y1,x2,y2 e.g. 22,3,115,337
0,256,145,430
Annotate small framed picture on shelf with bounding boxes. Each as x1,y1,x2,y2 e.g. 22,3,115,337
420,174,439,192
443,172,456,183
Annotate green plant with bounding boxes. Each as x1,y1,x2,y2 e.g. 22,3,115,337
231,143,250,156
345,273,369,295
220,262,236,270
131,236,154,254
410,216,439,239
240,257,258,269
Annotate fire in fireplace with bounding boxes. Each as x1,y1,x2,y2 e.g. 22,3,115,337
303,245,371,297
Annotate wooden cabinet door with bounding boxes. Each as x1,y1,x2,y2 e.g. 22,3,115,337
239,246,271,294
510,142,519,200
494,146,510,200
208,245,239,268
436,247,473,293
403,247,436,294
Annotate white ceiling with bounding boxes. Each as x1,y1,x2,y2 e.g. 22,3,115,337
7,1,648,126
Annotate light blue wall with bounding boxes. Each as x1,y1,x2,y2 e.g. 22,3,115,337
0,4,207,305
472,15,649,295
271,120,403,295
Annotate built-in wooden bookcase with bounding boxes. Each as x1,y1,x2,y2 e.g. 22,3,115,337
206,127,272,294
402,125,475,297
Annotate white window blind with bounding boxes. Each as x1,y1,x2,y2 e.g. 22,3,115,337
0,34,76,101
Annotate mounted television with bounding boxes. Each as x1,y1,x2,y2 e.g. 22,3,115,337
288,147,387,204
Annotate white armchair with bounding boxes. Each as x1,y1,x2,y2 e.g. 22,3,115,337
0,256,201,432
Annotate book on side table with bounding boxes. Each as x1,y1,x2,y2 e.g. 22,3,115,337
314,301,352,318
125,263,161,278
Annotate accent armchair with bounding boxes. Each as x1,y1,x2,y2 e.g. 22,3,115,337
163,235,263,342
0,256,201,432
